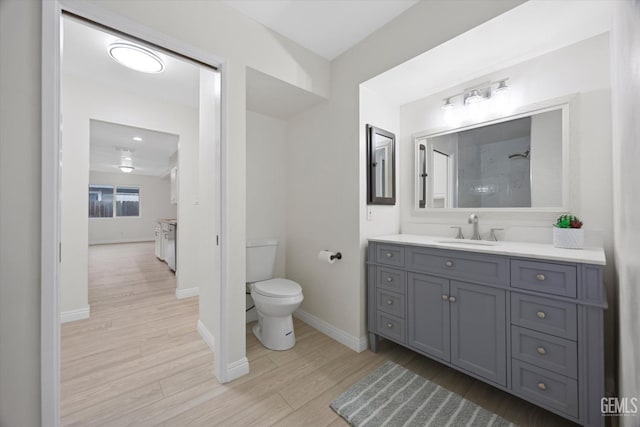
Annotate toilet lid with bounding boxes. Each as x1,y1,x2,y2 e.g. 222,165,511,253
253,278,302,297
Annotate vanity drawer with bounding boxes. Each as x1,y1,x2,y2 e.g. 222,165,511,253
376,312,405,344
512,360,578,418
376,266,406,294
406,247,508,286
374,244,405,267
376,288,405,318
512,326,577,378
511,260,577,298
511,293,577,340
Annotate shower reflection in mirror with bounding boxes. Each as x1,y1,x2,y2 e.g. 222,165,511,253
415,105,566,210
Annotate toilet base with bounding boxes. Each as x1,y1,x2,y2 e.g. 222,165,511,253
253,313,296,351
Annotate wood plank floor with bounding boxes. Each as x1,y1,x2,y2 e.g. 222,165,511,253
61,242,576,426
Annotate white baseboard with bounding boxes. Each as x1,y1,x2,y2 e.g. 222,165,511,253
294,309,368,352
176,287,199,299
89,238,154,246
197,320,249,382
226,357,250,381
197,319,215,352
60,306,90,323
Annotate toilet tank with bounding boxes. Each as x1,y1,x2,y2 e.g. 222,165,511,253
246,239,278,282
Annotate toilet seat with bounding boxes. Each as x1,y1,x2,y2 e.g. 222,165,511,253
253,278,301,298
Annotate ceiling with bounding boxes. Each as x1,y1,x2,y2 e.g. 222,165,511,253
224,0,419,60
63,17,198,176
90,120,179,176
63,17,200,109
362,0,613,106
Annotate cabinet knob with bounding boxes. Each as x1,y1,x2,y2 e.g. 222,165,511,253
387,323,393,329
442,294,449,301
386,299,393,305
386,277,393,283
449,296,456,303
537,382,547,391
537,346,547,355
386,252,393,258
536,273,546,281
445,261,454,267
536,311,546,319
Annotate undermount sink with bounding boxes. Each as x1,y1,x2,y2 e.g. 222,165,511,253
435,239,499,247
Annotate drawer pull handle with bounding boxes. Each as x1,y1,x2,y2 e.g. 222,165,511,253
386,252,393,258
386,299,393,305
536,273,546,281
536,311,546,319
387,323,393,329
445,261,454,267
449,296,456,303
386,277,393,283
537,346,547,355
442,294,449,301
537,382,547,391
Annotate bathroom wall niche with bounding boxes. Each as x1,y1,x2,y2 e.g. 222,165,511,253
414,103,567,211
367,124,396,205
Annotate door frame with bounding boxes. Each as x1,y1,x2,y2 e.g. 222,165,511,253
41,2,227,425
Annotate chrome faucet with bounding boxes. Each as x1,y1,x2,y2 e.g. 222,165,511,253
468,213,481,240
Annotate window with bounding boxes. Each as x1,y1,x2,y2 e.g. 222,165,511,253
89,185,114,218
89,185,140,218
116,186,140,217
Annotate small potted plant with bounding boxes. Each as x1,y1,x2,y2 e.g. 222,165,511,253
553,214,584,249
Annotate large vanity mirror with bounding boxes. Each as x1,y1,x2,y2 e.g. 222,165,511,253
368,124,396,205
415,104,568,210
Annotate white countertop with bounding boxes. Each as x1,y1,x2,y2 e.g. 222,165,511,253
369,234,606,265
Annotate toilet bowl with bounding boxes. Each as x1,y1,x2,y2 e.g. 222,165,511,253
246,239,304,351
250,278,303,350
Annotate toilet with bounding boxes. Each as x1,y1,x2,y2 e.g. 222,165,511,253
246,239,303,350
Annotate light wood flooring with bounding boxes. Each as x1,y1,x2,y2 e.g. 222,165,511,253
61,242,576,426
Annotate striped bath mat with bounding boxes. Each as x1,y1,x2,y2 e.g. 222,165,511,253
330,361,515,427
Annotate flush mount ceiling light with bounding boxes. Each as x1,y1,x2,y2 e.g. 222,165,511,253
108,41,165,74
119,165,134,173
132,136,143,142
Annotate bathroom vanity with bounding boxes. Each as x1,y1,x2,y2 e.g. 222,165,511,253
367,235,606,427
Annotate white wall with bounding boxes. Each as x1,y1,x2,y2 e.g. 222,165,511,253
0,1,42,425
60,73,198,313
611,1,640,421
88,171,176,244
286,1,523,348
246,111,287,322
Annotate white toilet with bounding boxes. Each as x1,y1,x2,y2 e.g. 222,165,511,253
246,239,303,351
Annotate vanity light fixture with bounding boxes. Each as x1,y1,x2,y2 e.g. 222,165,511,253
108,41,165,74
119,165,134,173
441,78,510,116
442,97,454,110
464,89,483,105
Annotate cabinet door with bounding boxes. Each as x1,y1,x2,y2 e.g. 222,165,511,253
407,273,450,362
450,281,506,386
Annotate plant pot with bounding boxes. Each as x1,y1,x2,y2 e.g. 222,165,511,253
552,227,584,249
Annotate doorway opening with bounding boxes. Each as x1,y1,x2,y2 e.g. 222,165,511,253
42,4,225,424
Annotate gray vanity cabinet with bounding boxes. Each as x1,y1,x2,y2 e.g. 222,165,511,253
407,273,450,362
406,273,507,386
367,241,607,427
450,280,507,386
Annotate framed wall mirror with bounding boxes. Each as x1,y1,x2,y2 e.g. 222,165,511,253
367,124,396,205
414,103,568,211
